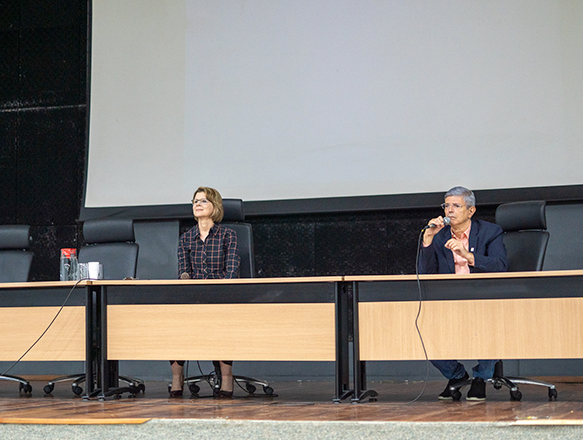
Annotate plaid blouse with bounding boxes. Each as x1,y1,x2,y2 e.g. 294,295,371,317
177,223,240,279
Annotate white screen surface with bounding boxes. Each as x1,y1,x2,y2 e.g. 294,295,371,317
87,0,583,208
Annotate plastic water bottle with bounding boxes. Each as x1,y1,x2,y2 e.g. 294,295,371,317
69,252,79,280
59,248,78,281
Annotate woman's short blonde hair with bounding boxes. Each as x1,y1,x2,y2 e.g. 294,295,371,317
192,186,224,223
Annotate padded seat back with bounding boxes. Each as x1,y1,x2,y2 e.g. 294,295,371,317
495,201,549,272
79,219,139,279
222,199,255,278
0,225,33,282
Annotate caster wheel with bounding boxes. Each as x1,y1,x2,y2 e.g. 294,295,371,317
549,389,558,400
263,386,274,395
43,384,54,394
188,383,200,395
452,390,462,401
246,383,257,394
138,383,146,393
72,386,84,396
20,383,32,394
510,390,522,401
113,394,122,400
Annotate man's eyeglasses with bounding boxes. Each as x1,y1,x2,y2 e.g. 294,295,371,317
192,198,210,206
441,203,466,210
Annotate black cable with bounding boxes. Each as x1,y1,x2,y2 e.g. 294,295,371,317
196,360,216,391
1,278,84,377
403,228,432,403
384,228,431,405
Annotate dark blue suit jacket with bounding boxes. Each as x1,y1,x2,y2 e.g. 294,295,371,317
419,219,507,274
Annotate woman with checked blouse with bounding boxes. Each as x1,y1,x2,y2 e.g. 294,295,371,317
169,186,240,398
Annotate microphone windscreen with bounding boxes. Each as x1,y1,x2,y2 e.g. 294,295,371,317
443,217,451,226
180,272,190,279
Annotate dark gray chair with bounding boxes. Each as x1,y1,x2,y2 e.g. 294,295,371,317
0,225,33,283
44,218,143,396
78,218,139,279
451,201,557,401
182,200,274,397
0,225,34,393
497,201,550,272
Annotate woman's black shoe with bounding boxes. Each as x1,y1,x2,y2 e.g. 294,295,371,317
169,389,183,398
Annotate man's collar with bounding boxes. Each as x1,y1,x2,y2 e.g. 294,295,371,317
451,221,472,240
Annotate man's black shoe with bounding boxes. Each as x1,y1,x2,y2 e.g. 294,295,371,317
467,377,486,401
437,372,469,400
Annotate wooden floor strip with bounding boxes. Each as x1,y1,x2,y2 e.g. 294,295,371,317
1,378,583,425
0,417,151,425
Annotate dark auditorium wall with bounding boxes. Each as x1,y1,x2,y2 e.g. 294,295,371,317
0,0,87,281
249,207,497,278
0,0,531,283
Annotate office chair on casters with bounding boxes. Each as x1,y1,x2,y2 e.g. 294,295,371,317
0,225,34,394
43,219,145,397
180,200,275,397
450,200,557,401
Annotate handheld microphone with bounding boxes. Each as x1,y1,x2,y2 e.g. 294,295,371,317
422,216,450,231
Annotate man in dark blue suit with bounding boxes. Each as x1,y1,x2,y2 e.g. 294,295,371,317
418,186,507,400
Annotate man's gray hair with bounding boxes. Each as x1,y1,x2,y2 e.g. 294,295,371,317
445,186,476,208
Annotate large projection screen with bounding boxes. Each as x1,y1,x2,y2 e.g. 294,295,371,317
85,0,583,216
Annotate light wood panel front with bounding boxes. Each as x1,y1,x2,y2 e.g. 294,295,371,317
0,306,85,361
359,297,583,361
107,303,336,361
